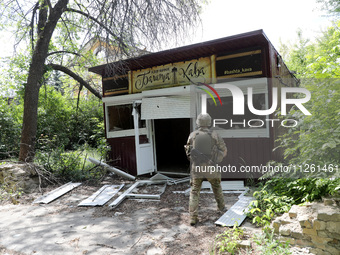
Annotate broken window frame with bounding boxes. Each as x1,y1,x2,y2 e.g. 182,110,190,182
105,99,147,139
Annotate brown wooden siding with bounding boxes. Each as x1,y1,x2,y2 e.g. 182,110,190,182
107,136,137,175
107,135,149,176
221,138,272,179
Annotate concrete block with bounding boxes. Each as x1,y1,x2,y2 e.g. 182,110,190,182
323,245,340,255
302,228,318,236
291,230,303,239
326,221,340,234
289,205,299,218
323,198,335,206
279,236,295,245
272,221,281,234
314,220,327,231
237,240,251,249
298,216,309,227
295,239,314,247
311,235,333,245
317,208,340,222
279,225,291,236
309,248,332,255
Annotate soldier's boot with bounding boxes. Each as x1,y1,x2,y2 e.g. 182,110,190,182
190,216,198,226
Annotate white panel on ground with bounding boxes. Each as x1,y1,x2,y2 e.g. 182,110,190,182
33,182,82,204
109,182,140,208
215,196,254,227
201,181,245,191
78,184,124,206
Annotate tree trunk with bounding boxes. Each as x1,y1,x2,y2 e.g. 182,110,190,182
19,0,69,162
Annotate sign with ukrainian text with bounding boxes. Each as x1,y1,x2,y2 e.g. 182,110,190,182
103,75,129,96
132,57,211,93
216,49,263,79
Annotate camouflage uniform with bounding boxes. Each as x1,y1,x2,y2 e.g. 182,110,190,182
185,121,227,224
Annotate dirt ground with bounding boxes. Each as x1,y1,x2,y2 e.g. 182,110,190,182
0,177,313,255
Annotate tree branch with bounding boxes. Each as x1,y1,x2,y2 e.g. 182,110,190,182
47,51,81,57
47,63,102,99
29,2,39,51
65,7,128,49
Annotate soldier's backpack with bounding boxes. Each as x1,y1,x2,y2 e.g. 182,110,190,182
191,131,215,164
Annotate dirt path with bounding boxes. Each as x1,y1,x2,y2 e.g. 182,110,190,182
0,181,244,255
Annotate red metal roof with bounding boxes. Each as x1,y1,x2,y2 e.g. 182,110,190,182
89,29,272,77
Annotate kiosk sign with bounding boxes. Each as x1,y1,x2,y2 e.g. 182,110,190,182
132,57,211,93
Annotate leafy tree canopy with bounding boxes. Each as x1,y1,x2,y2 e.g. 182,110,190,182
0,0,206,161
279,21,340,169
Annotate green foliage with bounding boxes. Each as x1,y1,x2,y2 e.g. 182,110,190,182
246,190,293,227
252,229,292,255
211,225,292,255
263,177,340,203
32,86,109,182
0,178,23,204
0,98,23,159
278,21,340,167
37,85,105,151
247,177,339,228
317,0,340,15
211,226,244,255
34,138,109,182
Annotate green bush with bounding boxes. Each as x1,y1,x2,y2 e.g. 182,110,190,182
0,98,23,160
37,85,104,151
247,177,340,227
247,190,293,227
34,138,110,182
211,226,245,255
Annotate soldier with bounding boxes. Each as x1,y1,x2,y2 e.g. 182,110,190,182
184,113,227,226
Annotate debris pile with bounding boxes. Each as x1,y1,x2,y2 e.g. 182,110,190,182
272,199,340,255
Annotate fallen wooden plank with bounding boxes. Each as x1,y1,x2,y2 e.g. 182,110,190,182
33,182,82,204
215,196,254,227
78,184,124,206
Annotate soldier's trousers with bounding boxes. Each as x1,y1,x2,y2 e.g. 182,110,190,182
189,177,225,219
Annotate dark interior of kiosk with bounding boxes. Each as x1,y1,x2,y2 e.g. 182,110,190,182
154,118,191,174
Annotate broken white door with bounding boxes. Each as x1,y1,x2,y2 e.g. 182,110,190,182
132,101,155,175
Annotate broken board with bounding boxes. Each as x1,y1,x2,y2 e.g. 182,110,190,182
201,181,245,191
215,196,254,227
33,182,82,204
78,184,124,206
109,182,140,208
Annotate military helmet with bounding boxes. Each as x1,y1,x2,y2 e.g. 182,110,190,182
196,113,212,127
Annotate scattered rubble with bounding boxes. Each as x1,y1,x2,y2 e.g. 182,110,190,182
272,199,340,255
0,163,39,193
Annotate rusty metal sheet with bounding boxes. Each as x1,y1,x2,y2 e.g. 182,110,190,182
33,182,82,204
78,184,124,207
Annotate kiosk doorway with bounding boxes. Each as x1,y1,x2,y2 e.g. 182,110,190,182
154,118,191,174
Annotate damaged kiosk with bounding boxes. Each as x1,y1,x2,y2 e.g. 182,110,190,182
89,30,298,179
